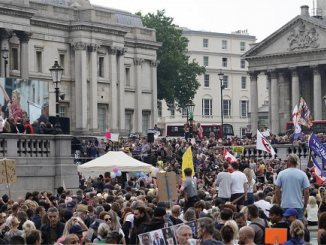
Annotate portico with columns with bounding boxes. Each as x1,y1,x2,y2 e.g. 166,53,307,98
244,5,326,135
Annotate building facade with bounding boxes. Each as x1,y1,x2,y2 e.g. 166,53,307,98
0,0,160,135
244,4,326,135
159,29,269,137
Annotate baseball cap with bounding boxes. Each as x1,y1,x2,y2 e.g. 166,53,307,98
283,208,298,217
267,205,283,216
66,202,76,210
69,224,86,234
90,219,105,230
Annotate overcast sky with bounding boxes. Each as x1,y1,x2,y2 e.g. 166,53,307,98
90,0,316,41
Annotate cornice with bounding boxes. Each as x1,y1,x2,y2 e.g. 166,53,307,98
125,38,161,50
245,47,326,60
0,4,36,19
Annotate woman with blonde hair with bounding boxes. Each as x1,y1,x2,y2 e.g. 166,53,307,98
104,211,126,244
243,168,256,205
56,217,88,243
0,83,22,124
22,220,36,237
283,220,305,245
4,217,23,242
225,220,238,243
306,196,318,226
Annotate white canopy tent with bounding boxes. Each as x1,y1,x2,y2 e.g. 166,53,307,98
78,151,153,174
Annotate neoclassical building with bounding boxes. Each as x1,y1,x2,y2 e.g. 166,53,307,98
244,5,326,135
0,0,160,135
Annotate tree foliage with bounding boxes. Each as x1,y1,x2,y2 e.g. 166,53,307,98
138,10,205,110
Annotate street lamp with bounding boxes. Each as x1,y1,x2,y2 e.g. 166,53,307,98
186,100,195,123
49,58,64,134
1,44,9,78
218,70,226,139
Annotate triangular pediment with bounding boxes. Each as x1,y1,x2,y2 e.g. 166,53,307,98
244,15,326,58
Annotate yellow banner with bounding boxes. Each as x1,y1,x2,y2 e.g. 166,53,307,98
182,147,194,180
232,146,244,154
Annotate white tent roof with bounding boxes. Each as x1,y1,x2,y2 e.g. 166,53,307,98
78,151,153,173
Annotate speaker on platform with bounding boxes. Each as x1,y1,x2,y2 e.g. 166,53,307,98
147,133,154,143
49,116,70,134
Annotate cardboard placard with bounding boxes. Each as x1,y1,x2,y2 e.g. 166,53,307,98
265,228,287,244
0,159,17,184
157,172,178,202
232,146,244,154
105,132,111,139
110,133,119,142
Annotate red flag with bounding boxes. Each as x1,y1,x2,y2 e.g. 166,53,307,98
223,148,238,163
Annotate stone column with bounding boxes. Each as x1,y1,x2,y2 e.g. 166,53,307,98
312,65,322,120
117,48,127,134
265,72,271,129
72,42,88,130
108,46,118,132
15,31,32,79
134,58,143,133
249,71,258,134
270,70,279,135
283,73,291,127
150,60,158,129
0,29,13,78
88,44,100,132
290,67,300,109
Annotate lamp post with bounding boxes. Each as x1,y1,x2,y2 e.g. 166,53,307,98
186,100,195,123
49,58,64,134
218,70,226,139
1,44,9,78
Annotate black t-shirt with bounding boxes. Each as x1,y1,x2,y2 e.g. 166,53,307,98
272,222,291,240
320,203,326,213
16,124,25,133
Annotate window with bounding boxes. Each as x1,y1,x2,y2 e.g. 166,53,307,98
240,42,246,51
125,113,132,133
222,58,228,67
204,74,210,87
203,56,209,66
222,40,227,49
223,75,228,89
202,99,212,116
125,67,130,86
157,101,162,117
203,38,208,48
11,48,18,70
169,104,175,117
59,106,66,117
36,51,42,73
240,59,246,69
240,128,246,136
240,100,249,117
142,113,149,134
241,77,247,89
98,108,106,132
182,108,187,118
59,54,65,75
98,57,104,77
223,100,231,116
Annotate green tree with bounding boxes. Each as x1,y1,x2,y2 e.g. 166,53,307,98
138,10,205,110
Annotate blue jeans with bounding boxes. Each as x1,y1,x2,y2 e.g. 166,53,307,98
282,208,304,221
245,193,254,206
220,198,230,204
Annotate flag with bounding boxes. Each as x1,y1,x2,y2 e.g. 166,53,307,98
256,130,276,157
292,105,302,140
312,155,326,185
182,147,194,180
309,133,326,168
223,148,238,163
297,97,313,128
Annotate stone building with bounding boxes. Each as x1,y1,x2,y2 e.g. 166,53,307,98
0,0,160,135
159,28,269,136
244,4,326,135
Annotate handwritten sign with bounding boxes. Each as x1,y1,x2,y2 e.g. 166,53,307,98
157,172,178,202
0,159,17,184
232,146,244,154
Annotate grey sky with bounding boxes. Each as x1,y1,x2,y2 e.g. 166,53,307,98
90,0,314,41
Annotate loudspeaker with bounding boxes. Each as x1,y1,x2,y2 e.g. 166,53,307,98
49,116,70,134
147,133,154,143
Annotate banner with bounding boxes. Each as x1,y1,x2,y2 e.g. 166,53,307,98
311,155,326,185
232,146,244,154
297,97,313,128
182,147,194,180
292,105,302,140
309,134,326,168
224,148,238,163
256,130,276,157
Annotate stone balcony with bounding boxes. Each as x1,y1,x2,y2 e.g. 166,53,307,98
0,134,78,200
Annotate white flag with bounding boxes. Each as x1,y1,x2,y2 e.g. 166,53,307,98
292,105,302,140
256,130,276,157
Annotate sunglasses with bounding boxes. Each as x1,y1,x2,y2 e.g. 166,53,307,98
105,218,112,221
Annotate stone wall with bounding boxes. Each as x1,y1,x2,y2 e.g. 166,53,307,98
0,134,78,200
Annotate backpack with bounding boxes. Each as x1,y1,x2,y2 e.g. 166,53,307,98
251,219,269,245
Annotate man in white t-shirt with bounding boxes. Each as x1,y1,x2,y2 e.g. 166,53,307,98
213,161,233,204
254,192,271,218
230,162,248,211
